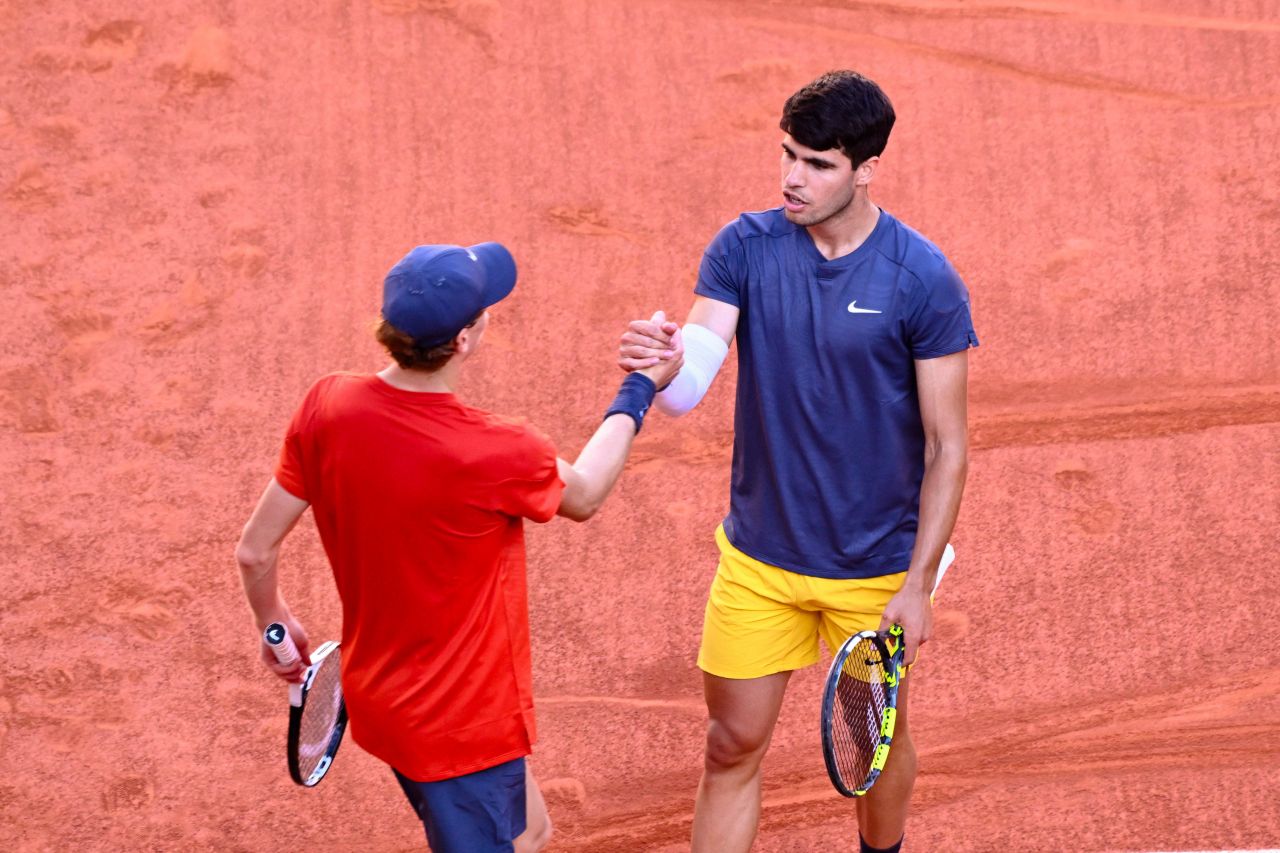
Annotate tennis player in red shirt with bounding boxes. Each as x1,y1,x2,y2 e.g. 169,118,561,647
235,242,683,853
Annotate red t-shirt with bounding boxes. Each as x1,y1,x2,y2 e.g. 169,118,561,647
275,372,564,782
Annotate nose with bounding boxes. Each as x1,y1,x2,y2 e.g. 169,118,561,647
783,160,804,188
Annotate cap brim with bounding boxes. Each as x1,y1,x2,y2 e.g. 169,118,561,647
469,242,517,308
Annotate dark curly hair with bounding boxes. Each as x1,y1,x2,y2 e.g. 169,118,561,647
780,70,895,168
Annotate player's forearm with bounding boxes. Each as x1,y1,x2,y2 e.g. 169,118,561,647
654,324,728,416
237,545,289,627
559,414,637,520
903,441,967,592
235,479,310,621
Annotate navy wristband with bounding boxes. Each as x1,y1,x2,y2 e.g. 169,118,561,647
604,373,657,433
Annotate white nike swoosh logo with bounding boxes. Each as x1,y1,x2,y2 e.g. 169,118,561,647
847,300,882,314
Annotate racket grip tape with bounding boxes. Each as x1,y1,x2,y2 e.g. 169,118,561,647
263,622,301,667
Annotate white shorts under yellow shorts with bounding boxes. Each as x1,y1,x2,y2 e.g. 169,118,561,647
698,525,910,680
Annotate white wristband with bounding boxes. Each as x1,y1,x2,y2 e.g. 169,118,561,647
655,323,729,416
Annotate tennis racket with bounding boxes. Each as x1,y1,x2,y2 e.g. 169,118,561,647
821,623,905,797
263,622,348,787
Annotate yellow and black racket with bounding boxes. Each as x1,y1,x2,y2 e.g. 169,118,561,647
820,624,905,797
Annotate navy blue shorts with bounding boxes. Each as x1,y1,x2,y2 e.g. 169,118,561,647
393,757,527,853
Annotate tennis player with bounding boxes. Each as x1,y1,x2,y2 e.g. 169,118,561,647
236,242,683,853
618,71,978,853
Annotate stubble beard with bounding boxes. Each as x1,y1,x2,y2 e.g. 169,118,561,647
784,188,856,228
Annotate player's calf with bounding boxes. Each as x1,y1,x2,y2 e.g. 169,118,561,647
856,690,918,850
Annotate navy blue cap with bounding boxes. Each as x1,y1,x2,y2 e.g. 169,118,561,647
381,242,517,347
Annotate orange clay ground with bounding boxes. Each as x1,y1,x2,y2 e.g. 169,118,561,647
2,1,1278,850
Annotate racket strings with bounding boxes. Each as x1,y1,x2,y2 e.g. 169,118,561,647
297,648,344,775
830,638,889,790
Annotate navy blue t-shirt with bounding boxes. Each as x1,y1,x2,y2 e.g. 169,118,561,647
695,207,978,579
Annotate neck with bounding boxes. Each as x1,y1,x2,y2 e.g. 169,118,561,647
377,362,459,393
806,193,879,261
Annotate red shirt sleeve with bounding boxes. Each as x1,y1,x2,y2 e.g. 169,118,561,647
489,425,564,523
274,382,323,501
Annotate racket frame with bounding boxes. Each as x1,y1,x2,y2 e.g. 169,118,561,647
820,624,905,798
263,623,348,788
288,640,347,787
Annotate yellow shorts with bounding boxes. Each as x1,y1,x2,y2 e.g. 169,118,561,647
697,526,908,680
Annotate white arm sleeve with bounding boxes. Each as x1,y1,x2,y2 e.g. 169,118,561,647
655,323,729,417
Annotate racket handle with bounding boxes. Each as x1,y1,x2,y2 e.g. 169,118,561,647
885,623,904,655
263,622,301,667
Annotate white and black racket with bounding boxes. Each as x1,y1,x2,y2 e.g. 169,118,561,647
821,623,905,797
263,623,348,787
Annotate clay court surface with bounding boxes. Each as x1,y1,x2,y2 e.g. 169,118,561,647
3,0,1279,850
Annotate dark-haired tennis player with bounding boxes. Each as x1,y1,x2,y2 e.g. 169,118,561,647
619,70,978,853
237,242,683,853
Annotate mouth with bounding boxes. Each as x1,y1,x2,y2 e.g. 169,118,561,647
782,190,807,212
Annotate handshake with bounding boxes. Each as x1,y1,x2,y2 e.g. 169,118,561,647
615,309,730,420
617,310,685,389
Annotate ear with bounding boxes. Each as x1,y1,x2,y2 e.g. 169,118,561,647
854,156,879,187
452,326,474,356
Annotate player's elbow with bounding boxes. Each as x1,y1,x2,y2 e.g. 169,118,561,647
925,443,968,491
557,492,603,522
554,464,606,522
923,430,967,470
235,541,271,574
654,392,694,417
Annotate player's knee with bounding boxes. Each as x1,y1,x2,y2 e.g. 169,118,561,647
887,731,918,778
704,718,770,772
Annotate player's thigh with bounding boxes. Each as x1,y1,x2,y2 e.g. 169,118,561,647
893,674,912,738
514,763,550,853
703,669,792,764
394,757,529,853
699,533,823,679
